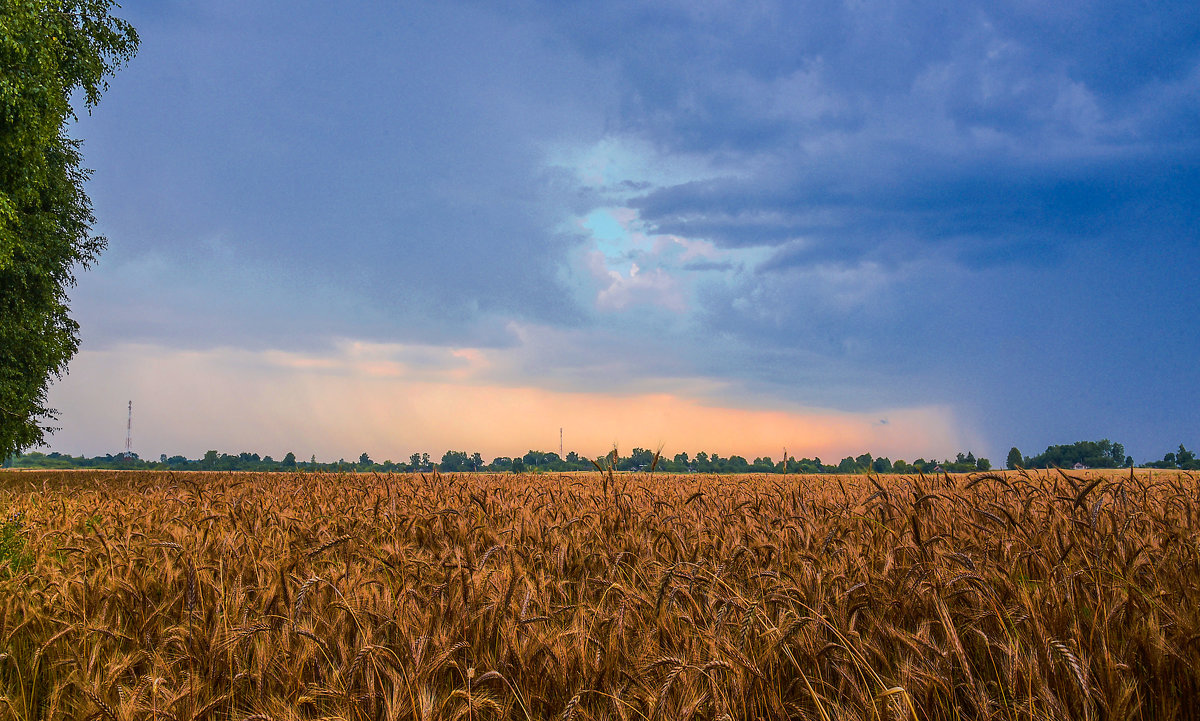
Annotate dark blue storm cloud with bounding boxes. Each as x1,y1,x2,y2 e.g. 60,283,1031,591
517,0,1200,458
67,0,1199,460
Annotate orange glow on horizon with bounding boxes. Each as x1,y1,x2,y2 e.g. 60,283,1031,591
45,343,971,463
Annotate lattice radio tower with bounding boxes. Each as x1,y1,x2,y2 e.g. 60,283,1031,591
123,401,133,458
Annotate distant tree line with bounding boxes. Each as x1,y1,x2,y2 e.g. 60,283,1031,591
1143,444,1199,470
5,439,1196,473
2,447,991,474
1000,440,1197,471
1005,439,1131,470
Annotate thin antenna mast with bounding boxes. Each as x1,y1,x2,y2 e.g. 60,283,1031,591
124,401,133,458
560,427,563,458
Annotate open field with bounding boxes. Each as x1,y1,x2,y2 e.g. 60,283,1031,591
1,468,1198,720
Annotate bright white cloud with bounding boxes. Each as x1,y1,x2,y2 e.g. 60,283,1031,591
571,201,770,315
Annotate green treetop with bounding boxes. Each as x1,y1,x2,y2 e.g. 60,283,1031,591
0,1,137,458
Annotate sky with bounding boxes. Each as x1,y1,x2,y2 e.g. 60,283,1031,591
42,0,1200,464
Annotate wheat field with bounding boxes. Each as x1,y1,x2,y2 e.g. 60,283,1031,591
1,468,1197,720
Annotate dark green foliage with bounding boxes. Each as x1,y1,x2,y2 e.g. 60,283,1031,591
0,509,32,576
5,442,1187,474
1007,446,1023,470
1146,444,1200,470
1027,439,1128,469
439,450,474,471
616,447,654,471
0,1,138,457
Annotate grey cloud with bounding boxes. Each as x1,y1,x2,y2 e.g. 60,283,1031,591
70,0,1200,462
81,0,612,350
680,260,734,273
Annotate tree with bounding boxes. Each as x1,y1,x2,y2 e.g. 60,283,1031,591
725,455,749,472
619,447,654,471
1006,447,1022,470
1178,444,1196,468
1027,440,1127,469
522,450,560,470
440,450,469,471
0,2,138,458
